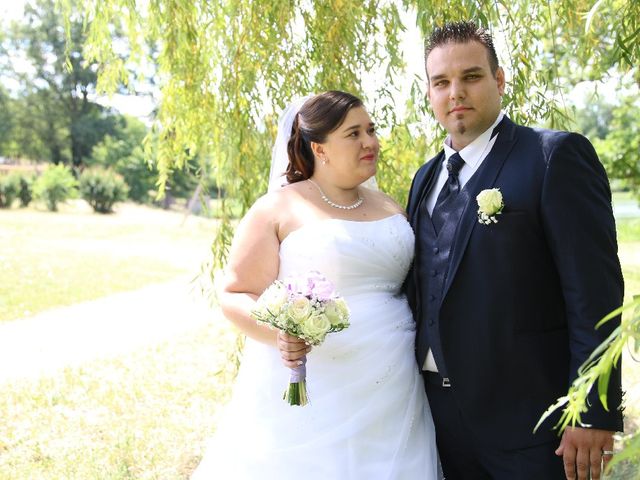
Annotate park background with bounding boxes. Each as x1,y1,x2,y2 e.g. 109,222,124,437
0,0,639,478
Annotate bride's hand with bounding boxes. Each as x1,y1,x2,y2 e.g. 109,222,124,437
277,331,312,369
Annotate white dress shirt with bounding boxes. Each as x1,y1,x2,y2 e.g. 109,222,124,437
423,111,504,373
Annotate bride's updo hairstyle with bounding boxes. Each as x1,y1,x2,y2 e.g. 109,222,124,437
286,90,363,183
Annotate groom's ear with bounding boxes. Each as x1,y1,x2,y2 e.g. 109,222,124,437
495,67,505,96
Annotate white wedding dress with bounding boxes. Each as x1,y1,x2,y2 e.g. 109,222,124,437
192,214,439,479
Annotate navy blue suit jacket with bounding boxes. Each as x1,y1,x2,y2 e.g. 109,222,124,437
406,116,624,448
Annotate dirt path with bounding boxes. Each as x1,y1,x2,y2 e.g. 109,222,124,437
0,275,216,383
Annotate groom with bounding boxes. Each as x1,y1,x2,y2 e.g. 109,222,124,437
406,21,624,479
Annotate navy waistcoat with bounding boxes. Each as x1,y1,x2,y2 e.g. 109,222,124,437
415,161,486,377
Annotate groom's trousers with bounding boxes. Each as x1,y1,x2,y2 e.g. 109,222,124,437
423,372,565,480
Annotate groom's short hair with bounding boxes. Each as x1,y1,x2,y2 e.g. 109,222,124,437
425,21,500,76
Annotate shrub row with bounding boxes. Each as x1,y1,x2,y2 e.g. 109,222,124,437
0,166,128,213
0,173,33,208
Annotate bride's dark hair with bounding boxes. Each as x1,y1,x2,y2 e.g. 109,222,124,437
286,90,363,183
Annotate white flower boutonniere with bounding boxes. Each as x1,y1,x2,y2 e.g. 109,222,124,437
476,188,504,225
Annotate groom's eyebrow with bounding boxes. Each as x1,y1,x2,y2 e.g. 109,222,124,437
430,66,484,82
462,66,484,75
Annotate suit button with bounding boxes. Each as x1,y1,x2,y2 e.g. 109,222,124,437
429,295,436,301
431,270,438,277
433,247,439,254
428,319,435,326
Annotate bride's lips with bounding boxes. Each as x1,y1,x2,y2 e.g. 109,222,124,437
360,153,376,161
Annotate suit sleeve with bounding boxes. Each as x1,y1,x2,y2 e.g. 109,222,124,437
540,132,624,431
404,166,426,312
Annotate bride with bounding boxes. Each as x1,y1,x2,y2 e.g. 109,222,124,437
191,91,439,479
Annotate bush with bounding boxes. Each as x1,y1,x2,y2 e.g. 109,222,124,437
33,164,78,211
0,174,19,208
88,117,157,203
16,173,34,207
79,167,129,213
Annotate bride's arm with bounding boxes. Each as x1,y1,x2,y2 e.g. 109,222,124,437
219,196,282,346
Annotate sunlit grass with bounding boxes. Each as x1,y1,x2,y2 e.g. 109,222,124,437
613,190,636,204
0,319,239,480
619,235,640,443
0,202,216,321
616,218,640,244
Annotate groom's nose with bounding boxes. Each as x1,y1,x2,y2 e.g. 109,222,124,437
449,79,466,100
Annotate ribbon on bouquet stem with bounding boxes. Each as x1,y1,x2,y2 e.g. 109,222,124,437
283,355,308,406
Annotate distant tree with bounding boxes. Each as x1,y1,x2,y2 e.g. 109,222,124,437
0,87,13,153
1,0,122,166
593,93,640,193
88,115,200,203
88,116,154,202
571,95,615,141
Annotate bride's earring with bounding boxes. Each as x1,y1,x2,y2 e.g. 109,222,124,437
321,155,328,165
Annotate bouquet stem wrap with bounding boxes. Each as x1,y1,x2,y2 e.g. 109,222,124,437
284,356,308,406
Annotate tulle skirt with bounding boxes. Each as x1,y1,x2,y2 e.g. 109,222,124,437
191,293,439,479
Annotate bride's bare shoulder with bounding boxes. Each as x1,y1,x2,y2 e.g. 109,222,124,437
245,182,310,222
258,182,308,208
362,188,407,218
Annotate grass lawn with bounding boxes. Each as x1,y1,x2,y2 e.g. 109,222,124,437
0,203,638,478
0,201,217,322
616,217,640,451
0,319,240,480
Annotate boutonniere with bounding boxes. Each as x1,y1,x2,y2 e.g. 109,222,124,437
476,188,504,225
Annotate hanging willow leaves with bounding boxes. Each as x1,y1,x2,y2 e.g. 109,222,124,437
65,0,639,269
62,0,409,268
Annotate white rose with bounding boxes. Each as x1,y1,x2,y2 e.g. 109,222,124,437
334,298,349,320
476,188,504,215
324,298,349,327
287,295,312,322
300,313,331,343
261,283,288,316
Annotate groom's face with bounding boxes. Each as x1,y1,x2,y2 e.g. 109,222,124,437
426,40,505,150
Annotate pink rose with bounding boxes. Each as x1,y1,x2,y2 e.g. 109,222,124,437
305,271,335,301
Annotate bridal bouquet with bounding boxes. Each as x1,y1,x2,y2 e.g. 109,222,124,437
251,271,350,406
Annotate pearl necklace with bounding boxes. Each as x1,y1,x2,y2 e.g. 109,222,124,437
307,179,364,210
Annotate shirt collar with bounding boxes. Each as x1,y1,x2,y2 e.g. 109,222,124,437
443,111,505,168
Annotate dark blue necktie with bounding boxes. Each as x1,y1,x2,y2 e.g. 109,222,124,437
431,152,465,234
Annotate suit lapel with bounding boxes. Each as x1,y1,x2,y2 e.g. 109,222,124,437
442,118,518,297
409,154,442,225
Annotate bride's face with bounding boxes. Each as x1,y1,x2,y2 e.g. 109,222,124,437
317,106,379,185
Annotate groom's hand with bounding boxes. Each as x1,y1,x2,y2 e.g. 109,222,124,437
277,331,312,368
555,426,614,480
